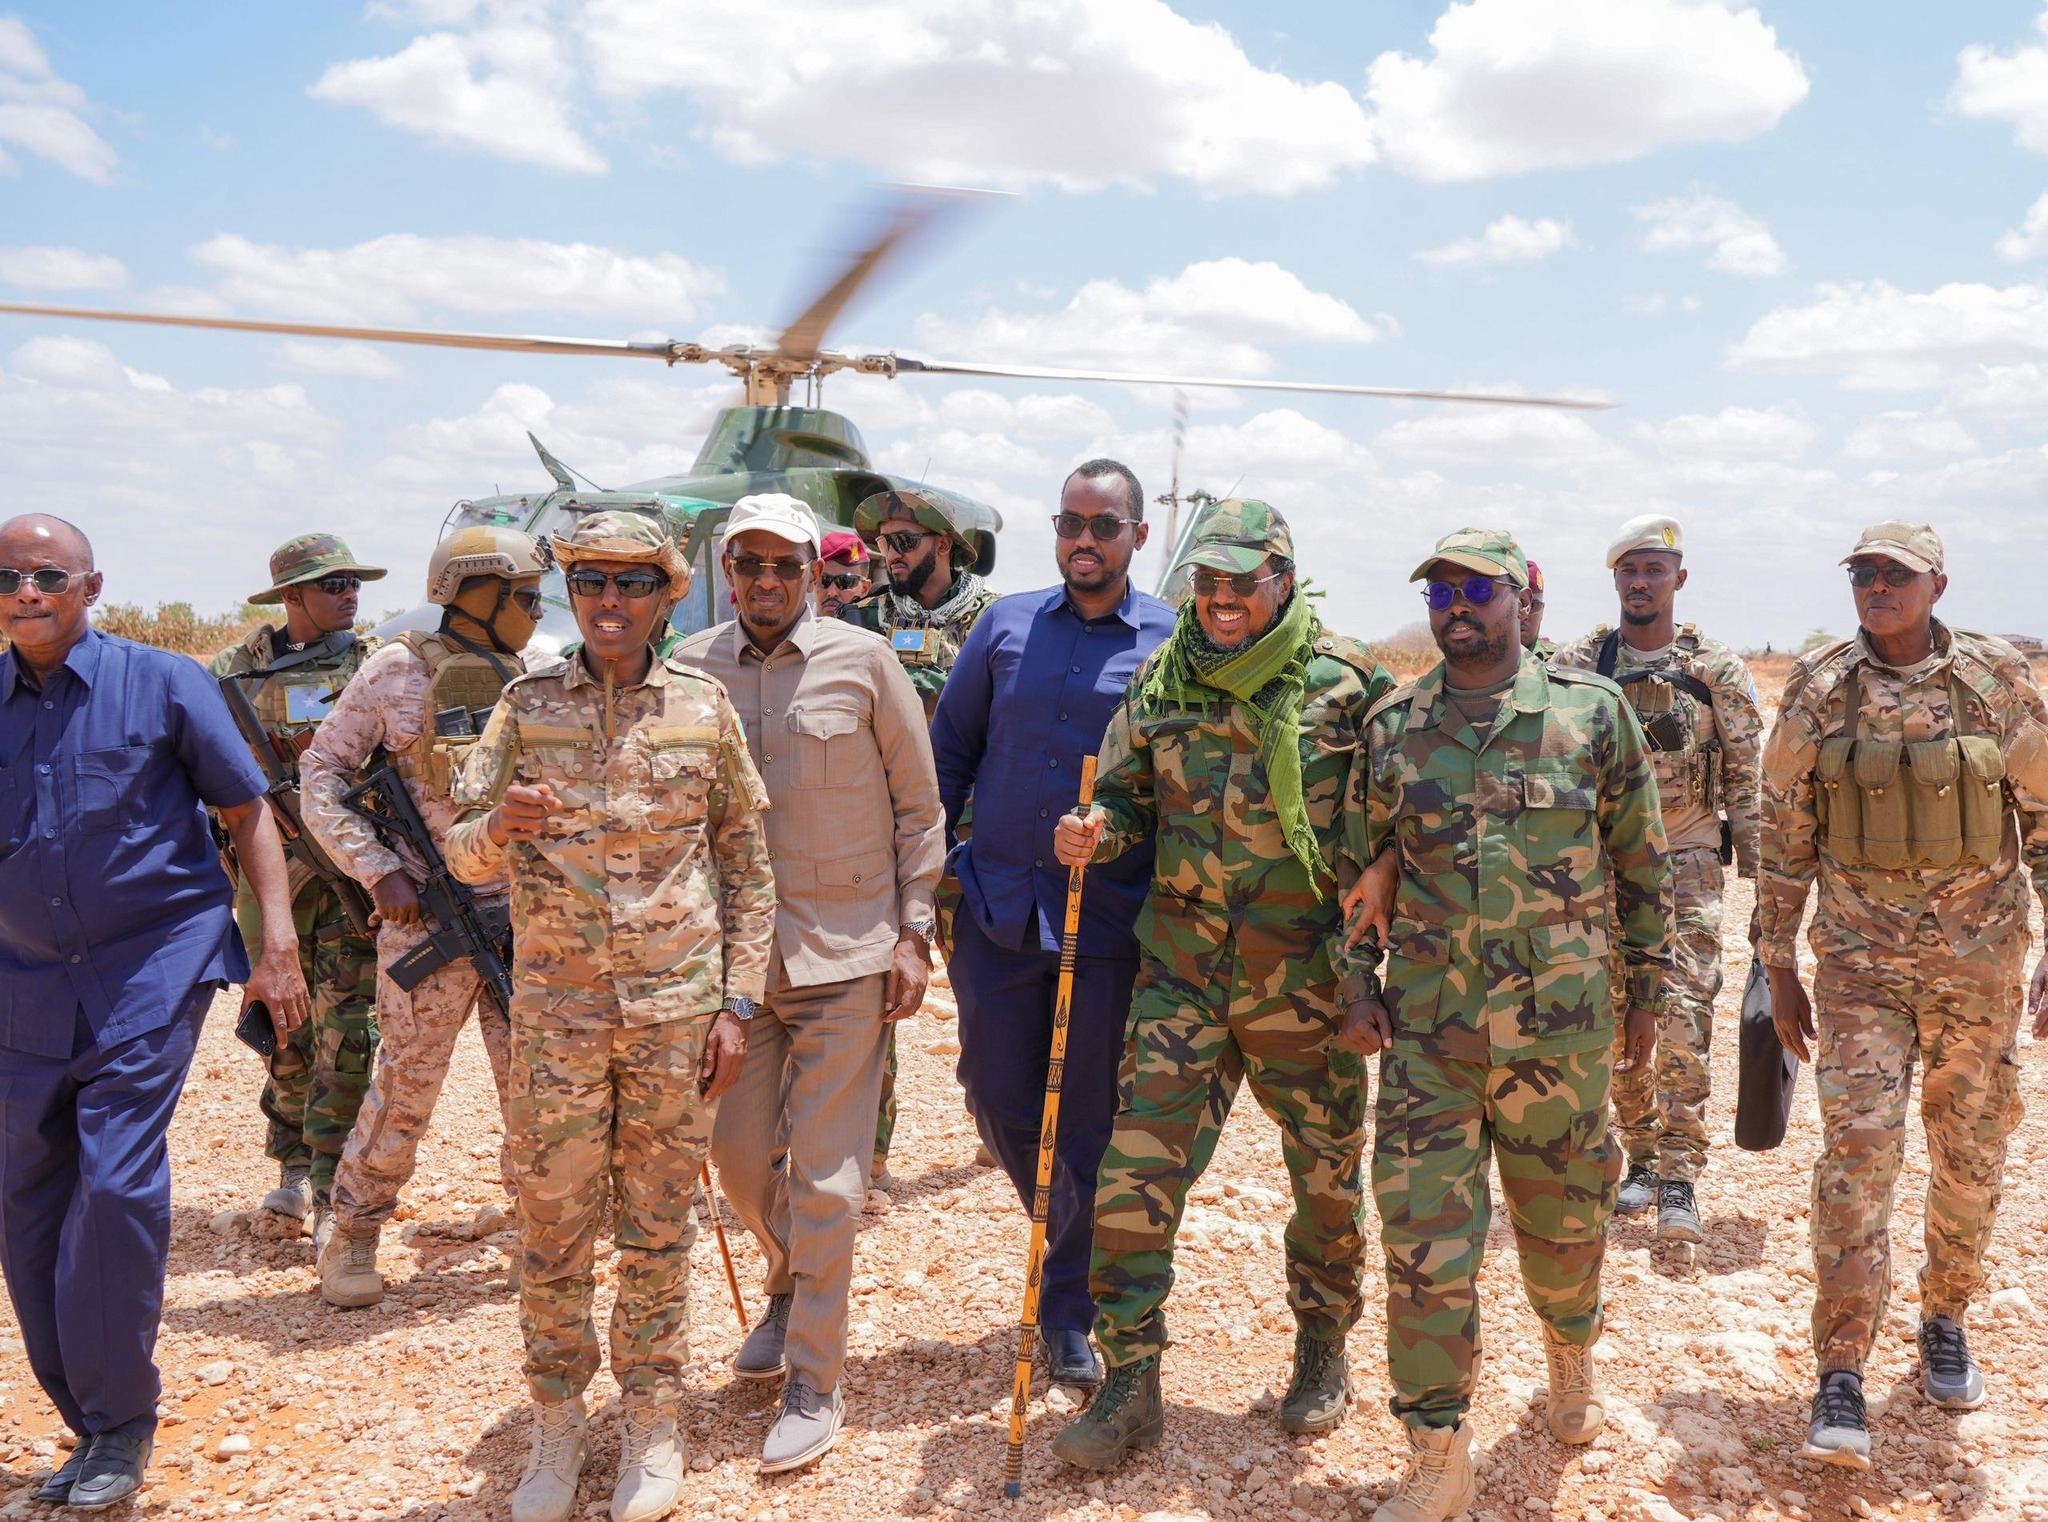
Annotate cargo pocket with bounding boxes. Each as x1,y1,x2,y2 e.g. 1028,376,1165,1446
790,704,864,789
646,742,716,830
1525,918,1611,1045
1386,921,1451,1041
1854,741,1906,869
1815,736,1859,865
1957,735,2008,866
1906,738,1964,868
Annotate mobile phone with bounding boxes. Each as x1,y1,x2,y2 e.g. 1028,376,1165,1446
235,1001,279,1059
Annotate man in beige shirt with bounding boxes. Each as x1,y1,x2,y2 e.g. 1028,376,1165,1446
676,492,945,1474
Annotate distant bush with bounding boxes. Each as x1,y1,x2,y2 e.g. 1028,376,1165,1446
1369,621,1442,679
92,601,271,659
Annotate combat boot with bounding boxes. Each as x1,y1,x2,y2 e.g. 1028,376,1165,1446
1280,1329,1353,1434
1655,1179,1703,1245
311,1194,334,1257
511,1395,587,1522
1616,1161,1657,1217
1542,1329,1605,1443
261,1162,313,1223
317,1225,383,1308
1373,1421,1475,1522
1050,1354,1164,1471
610,1400,684,1522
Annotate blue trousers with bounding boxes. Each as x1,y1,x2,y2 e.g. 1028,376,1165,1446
0,983,211,1440
951,910,1135,1336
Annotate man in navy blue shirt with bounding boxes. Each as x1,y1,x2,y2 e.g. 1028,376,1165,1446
930,459,1175,1388
0,514,308,1509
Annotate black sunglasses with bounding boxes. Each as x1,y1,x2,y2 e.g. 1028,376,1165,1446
1052,512,1133,542
1422,576,1506,611
565,569,668,600
309,575,362,595
1187,566,1285,598
1847,564,1921,589
0,567,75,596
878,529,934,555
819,571,865,591
509,587,544,614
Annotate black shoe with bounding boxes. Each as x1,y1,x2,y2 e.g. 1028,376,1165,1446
1801,1371,1870,1469
1040,1328,1104,1388
1280,1328,1353,1434
1655,1179,1703,1244
1616,1162,1657,1217
30,1442,91,1503
67,1431,153,1510
1919,1317,1987,1410
1050,1355,1164,1471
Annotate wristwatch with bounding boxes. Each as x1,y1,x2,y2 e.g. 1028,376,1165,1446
720,996,757,1023
902,915,937,947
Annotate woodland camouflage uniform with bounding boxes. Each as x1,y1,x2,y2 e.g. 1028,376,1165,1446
1760,612,2048,1375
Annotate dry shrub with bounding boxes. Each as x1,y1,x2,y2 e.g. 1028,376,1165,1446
92,601,270,659
1369,621,1440,680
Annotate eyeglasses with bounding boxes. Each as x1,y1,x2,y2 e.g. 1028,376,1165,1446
310,575,362,595
0,567,74,596
819,571,865,591
1421,576,1506,612
565,569,668,600
1847,564,1921,589
509,587,544,615
1052,513,1133,542
878,529,934,555
1186,566,1285,598
728,554,812,582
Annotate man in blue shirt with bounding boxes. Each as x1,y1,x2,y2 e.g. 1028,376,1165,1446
0,514,308,1509
930,459,1175,1388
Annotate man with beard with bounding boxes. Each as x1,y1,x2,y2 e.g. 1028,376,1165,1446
1552,515,1762,1243
1520,560,1555,661
928,459,1176,1388
812,530,872,621
1048,501,1391,1468
1344,528,1669,1522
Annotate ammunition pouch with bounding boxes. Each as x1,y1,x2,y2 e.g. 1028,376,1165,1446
391,631,515,801
1815,734,2006,870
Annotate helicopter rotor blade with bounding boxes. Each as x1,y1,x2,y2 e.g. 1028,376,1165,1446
774,185,994,363
886,354,1614,410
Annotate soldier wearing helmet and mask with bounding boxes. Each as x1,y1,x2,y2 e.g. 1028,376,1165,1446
300,525,547,1309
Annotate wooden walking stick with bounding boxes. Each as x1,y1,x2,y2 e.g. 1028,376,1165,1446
701,1161,748,1329
1002,755,1098,1498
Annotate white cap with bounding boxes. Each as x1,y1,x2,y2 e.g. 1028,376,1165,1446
721,492,820,552
1606,513,1683,568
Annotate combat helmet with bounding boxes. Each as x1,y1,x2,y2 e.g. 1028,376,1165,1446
424,526,549,605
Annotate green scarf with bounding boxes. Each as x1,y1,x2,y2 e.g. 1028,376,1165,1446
1136,591,1325,895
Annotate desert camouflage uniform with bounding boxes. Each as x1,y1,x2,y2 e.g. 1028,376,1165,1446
1759,621,2048,1373
1552,624,1762,1181
210,626,379,1198
446,647,776,1408
1084,626,1392,1366
1356,651,1671,1428
300,638,519,1231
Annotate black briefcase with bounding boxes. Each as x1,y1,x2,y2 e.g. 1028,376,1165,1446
1734,956,1798,1151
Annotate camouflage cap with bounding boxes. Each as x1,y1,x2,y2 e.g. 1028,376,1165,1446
1409,527,1529,588
853,488,975,558
550,509,691,591
1180,499,1293,575
248,532,387,604
1842,519,1943,574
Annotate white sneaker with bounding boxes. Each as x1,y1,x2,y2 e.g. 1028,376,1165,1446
610,1404,685,1522
510,1395,588,1522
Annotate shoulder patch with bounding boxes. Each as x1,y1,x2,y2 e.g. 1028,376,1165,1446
1313,630,1383,675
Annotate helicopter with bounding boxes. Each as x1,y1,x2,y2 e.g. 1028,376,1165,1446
0,186,1612,651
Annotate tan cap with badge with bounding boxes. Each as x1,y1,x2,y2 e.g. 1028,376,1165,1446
1606,513,1684,568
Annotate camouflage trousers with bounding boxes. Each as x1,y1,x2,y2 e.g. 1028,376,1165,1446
510,1013,715,1408
1090,919,1368,1366
1810,920,2025,1373
1613,847,1724,1182
873,1028,898,1169
259,885,377,1196
329,917,514,1235
1376,1045,1619,1429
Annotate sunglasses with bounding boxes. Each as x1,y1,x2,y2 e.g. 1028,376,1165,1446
509,587,544,615
878,530,934,555
1052,513,1133,542
565,568,668,600
1422,576,1506,612
728,554,812,582
1847,564,1921,589
1186,566,1285,598
0,567,75,596
819,571,865,591
309,575,362,595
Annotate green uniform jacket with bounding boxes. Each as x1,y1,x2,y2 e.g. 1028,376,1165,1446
1356,652,1673,1063
1091,628,1393,1003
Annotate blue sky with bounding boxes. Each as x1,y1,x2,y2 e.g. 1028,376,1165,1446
3,1,2046,648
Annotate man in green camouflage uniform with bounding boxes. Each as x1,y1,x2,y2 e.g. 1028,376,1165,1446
1347,529,1669,1522
447,512,777,1522
841,488,1001,1179
1520,559,1556,662
1760,521,2048,1469
1552,514,1762,1243
208,534,387,1230
1048,501,1391,1469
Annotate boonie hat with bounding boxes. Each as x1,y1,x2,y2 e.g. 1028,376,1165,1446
1409,527,1529,589
1607,513,1684,568
551,510,691,592
1181,499,1294,575
722,493,821,553
1841,520,1943,574
853,488,975,559
249,533,387,605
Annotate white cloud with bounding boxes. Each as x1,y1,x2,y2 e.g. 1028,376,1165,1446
0,245,129,291
579,0,1374,195
1838,411,1980,462
310,20,605,174
188,232,723,324
1636,192,1788,276
910,258,1389,379
1373,406,1629,473
1634,404,1815,460
1994,189,2048,262
274,341,410,381
1365,0,1808,184
1953,10,2048,154
1728,279,2048,389
929,389,1119,442
0,17,119,183
1416,215,1577,270
1945,361,2048,418
1620,292,1703,316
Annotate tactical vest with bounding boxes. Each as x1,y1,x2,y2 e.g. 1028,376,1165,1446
1596,625,1722,814
231,631,371,780
387,630,519,800
1812,660,2008,871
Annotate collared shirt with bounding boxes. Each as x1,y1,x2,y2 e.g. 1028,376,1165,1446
930,581,1176,957
677,608,946,988
0,630,267,1056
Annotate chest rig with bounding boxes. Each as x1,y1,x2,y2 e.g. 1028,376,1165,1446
1596,626,1722,815
387,630,518,799
234,631,370,778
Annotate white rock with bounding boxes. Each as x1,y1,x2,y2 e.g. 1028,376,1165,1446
196,1360,234,1387
1989,1287,2038,1318
215,1434,252,1457
1525,1499,1552,1514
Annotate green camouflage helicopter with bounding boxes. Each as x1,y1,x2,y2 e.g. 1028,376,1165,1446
0,187,1608,650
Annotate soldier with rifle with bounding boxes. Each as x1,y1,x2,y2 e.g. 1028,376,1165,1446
300,525,547,1308
209,534,385,1236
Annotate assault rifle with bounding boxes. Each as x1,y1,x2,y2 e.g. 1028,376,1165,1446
341,764,514,1014
218,670,377,937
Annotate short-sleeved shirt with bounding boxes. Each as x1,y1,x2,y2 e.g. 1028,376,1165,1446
0,630,268,1056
